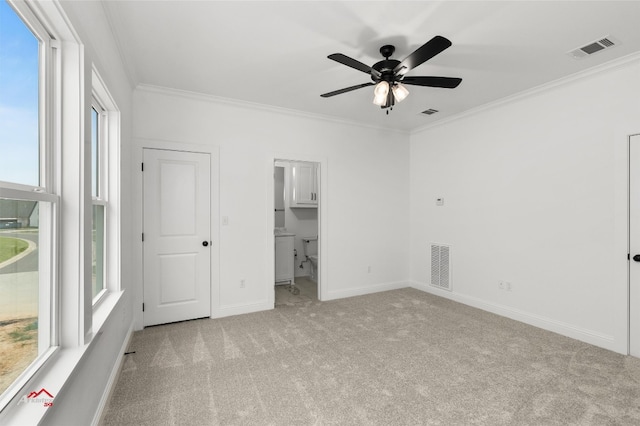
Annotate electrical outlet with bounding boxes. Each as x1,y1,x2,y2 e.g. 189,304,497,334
505,281,512,291
240,279,245,288
498,281,505,290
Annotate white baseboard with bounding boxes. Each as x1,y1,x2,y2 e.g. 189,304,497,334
410,281,620,353
325,280,409,301
212,300,272,319
91,323,134,426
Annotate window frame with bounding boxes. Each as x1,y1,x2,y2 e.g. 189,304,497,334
91,99,107,305
0,0,122,419
90,66,120,311
0,0,59,409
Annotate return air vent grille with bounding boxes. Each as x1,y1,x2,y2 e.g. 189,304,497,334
422,108,439,115
430,244,451,291
568,36,620,59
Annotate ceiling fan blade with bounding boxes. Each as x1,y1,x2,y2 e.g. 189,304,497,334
393,36,452,75
321,82,375,98
328,54,381,79
401,76,462,89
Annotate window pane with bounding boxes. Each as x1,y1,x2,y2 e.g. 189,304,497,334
91,107,99,198
0,1,40,186
92,204,104,299
0,199,39,395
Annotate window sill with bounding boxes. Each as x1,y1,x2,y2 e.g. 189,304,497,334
0,290,123,426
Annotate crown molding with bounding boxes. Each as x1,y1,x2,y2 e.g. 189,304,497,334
411,51,640,136
135,84,410,136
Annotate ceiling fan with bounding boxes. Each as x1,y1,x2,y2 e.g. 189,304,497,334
321,35,462,113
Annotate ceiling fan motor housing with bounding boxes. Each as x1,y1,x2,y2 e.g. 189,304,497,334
371,59,401,82
372,45,400,83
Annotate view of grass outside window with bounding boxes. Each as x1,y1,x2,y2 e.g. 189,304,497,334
0,0,50,399
0,200,39,395
92,106,106,300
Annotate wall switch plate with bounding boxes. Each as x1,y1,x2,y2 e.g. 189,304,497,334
436,197,444,206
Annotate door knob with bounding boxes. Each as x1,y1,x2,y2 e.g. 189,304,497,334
634,254,640,262
202,241,209,247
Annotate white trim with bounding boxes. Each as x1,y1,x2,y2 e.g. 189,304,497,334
325,281,409,301
410,280,619,353
267,154,328,305
132,137,220,330
136,83,409,136
0,187,58,203
91,322,133,426
0,292,124,426
627,134,640,355
213,300,272,319
0,0,58,412
412,51,640,135
90,66,121,306
0,347,59,417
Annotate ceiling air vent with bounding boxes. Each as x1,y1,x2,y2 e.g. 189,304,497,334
568,36,620,59
422,108,439,115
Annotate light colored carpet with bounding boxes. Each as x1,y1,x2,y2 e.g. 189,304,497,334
102,288,640,425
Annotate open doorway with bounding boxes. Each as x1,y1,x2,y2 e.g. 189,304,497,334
273,159,320,307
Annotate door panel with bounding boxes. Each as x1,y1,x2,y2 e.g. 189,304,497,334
143,148,211,327
630,135,640,355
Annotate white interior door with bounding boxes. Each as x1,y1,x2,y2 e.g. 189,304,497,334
143,148,211,327
630,135,640,355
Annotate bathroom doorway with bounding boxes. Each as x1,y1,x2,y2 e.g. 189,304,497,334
273,159,320,307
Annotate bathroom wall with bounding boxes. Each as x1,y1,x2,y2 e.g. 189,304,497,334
289,208,318,277
275,160,319,277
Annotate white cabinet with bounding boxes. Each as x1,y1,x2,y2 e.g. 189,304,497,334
290,162,318,208
275,234,295,285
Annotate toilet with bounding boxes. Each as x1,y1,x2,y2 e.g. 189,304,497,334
302,236,318,282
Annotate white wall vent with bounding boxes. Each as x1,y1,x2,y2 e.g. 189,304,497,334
430,244,451,291
568,36,620,59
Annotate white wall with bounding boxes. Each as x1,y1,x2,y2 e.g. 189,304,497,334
133,87,411,325
410,58,640,354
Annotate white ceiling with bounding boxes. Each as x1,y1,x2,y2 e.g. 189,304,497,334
101,1,640,132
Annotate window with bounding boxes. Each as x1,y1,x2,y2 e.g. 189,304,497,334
91,104,106,302
90,66,120,311
0,0,56,401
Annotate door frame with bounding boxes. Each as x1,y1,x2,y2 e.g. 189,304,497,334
133,138,220,330
267,154,328,307
629,134,640,355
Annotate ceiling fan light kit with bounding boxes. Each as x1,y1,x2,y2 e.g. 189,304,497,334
321,36,462,114
372,81,389,106
392,83,409,102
